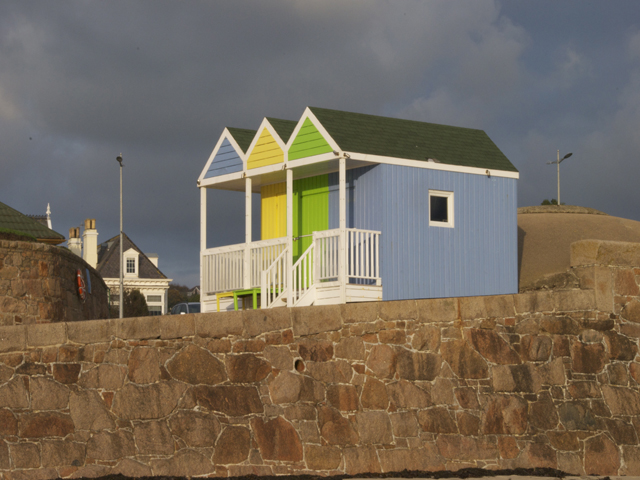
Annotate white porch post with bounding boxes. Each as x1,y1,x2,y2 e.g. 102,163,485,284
200,187,206,300
339,156,347,303
286,167,293,306
244,177,252,289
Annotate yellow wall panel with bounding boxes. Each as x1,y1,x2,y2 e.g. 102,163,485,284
261,182,287,239
247,129,284,169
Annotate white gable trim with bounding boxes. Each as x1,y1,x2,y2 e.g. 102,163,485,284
245,118,288,160
197,128,250,184
284,107,341,157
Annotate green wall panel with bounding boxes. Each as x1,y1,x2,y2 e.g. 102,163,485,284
293,175,329,260
288,118,334,161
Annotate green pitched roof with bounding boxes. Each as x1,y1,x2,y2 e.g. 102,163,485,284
265,118,297,143
309,107,518,173
226,128,256,153
0,201,65,244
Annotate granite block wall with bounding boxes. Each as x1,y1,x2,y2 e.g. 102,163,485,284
0,240,109,325
0,240,640,478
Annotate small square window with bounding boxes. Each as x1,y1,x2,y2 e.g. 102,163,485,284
429,190,454,228
126,258,136,274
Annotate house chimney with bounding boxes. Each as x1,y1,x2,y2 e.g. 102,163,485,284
147,253,158,268
68,227,82,257
82,219,98,269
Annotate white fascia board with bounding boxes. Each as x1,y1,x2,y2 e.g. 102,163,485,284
287,152,337,168
347,152,520,179
246,162,287,178
104,278,171,286
200,171,244,188
197,128,250,184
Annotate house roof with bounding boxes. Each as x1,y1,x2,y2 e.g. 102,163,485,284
265,118,297,143
0,201,65,244
96,233,168,280
28,215,48,227
309,107,518,173
226,128,256,153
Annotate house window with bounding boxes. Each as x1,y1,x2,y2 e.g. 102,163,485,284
148,306,162,316
429,190,454,228
126,258,136,274
146,295,162,303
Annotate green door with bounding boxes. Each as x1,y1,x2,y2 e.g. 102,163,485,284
292,175,329,262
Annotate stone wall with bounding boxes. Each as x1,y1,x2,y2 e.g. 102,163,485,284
2,240,640,478
0,240,109,325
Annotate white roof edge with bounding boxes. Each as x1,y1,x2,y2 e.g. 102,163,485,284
349,152,520,179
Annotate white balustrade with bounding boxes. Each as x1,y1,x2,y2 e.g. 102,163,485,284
291,242,314,305
261,247,288,308
203,229,380,306
346,229,380,283
202,237,286,295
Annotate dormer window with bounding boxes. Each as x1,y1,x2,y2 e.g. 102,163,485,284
126,258,136,274
123,248,140,278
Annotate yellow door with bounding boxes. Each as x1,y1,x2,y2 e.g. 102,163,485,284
261,182,286,239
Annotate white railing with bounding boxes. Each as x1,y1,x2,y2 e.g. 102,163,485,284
261,247,288,308
314,230,340,281
202,237,286,294
250,239,287,287
312,228,381,283
203,228,380,306
346,228,381,283
202,244,244,294
291,242,314,305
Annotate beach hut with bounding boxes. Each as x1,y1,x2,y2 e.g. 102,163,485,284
198,107,519,312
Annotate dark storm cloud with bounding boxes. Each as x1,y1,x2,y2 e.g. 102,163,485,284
1,0,639,286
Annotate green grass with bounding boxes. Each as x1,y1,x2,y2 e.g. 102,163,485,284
0,228,38,242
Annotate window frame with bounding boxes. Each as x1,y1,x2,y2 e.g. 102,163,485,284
428,189,454,228
126,258,136,274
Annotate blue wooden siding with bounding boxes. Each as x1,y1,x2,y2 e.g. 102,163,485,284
204,138,243,179
329,164,517,300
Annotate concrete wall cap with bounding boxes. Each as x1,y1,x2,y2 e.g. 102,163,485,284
27,323,67,346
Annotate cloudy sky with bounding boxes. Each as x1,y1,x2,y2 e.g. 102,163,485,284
1,1,639,287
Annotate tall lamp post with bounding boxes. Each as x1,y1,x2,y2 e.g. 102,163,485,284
547,150,573,205
116,154,124,319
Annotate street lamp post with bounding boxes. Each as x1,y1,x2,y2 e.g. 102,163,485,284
116,154,124,319
547,150,573,205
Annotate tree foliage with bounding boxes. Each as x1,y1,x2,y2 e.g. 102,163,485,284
541,199,564,205
168,283,199,308
110,288,149,318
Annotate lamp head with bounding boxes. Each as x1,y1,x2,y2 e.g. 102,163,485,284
116,154,123,165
